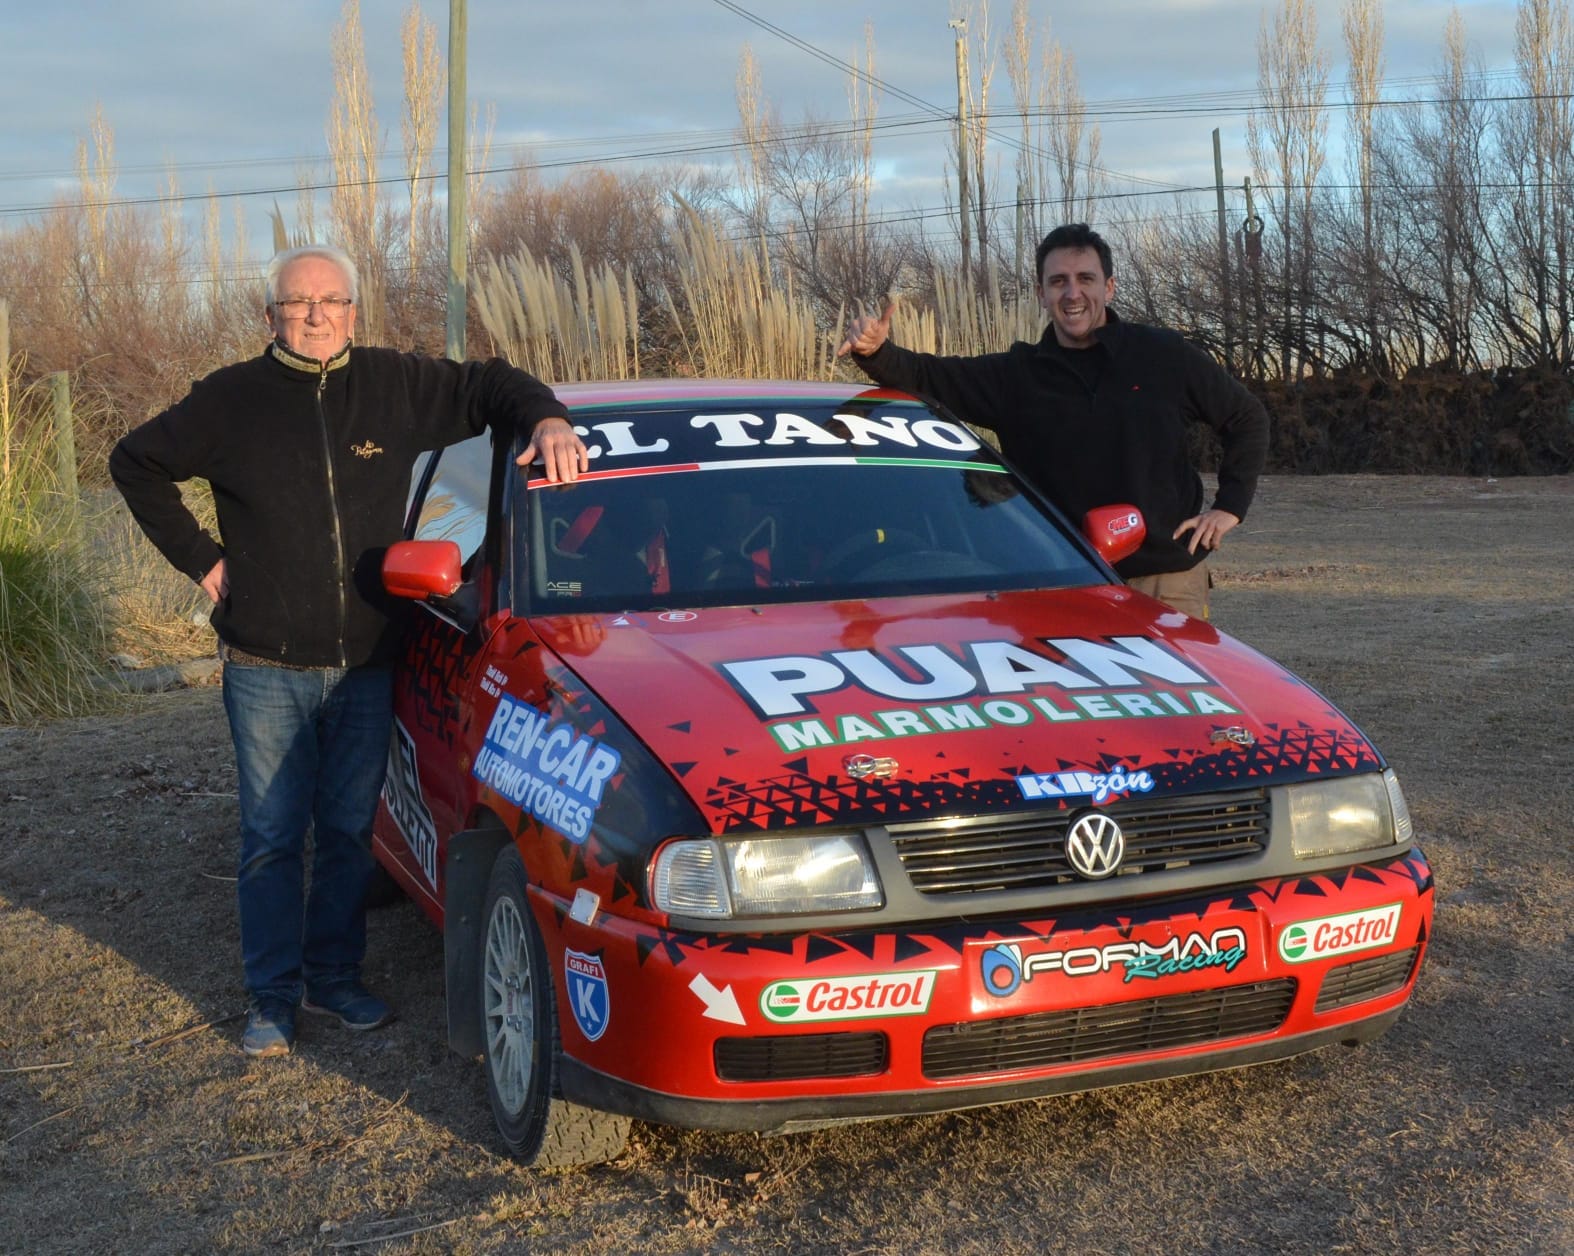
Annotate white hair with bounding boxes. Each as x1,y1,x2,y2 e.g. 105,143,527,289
264,245,360,304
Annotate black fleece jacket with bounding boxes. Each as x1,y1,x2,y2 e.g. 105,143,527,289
852,310,1270,577
110,342,568,668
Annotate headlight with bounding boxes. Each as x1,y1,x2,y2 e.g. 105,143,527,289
1285,771,1407,859
651,834,884,917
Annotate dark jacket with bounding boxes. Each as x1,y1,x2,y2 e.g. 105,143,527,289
853,310,1269,577
110,342,568,667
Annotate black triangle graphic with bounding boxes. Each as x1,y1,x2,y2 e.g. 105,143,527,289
893,933,935,964
804,935,847,965
838,933,880,962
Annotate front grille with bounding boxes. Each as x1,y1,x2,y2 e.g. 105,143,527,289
889,788,1269,894
1314,946,1419,1012
715,1032,888,1082
922,979,1295,1079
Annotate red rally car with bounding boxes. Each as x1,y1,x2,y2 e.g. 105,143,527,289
374,380,1433,1167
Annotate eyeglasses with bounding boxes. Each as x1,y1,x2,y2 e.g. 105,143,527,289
273,297,354,318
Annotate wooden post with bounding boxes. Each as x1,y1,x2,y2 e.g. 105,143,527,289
950,19,971,292
50,371,81,539
50,373,77,495
1213,129,1235,373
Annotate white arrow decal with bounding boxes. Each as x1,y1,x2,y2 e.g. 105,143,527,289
688,973,745,1025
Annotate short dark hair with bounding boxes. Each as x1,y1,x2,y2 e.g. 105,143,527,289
1035,224,1114,284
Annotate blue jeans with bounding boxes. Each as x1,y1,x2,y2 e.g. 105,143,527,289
222,662,393,1007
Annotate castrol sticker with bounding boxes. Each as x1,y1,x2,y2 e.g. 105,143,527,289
1277,903,1402,964
759,971,938,1023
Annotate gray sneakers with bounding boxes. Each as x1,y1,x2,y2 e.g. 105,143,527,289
241,1002,296,1057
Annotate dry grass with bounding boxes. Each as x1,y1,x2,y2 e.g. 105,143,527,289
472,244,639,384
474,199,839,384
659,200,836,381
95,489,217,666
0,304,116,722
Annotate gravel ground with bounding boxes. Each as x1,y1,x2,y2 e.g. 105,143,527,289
1,474,1570,1255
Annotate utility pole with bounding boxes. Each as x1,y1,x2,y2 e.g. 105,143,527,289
950,18,971,290
445,0,468,361
1213,129,1234,373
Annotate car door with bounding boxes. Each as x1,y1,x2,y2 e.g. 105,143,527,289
375,432,514,918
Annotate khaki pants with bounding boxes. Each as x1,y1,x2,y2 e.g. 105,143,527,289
1127,563,1210,620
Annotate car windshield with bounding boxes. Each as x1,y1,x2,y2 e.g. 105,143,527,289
516,396,1106,614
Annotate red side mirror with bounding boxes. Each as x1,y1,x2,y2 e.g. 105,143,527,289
1082,504,1146,566
383,540,463,599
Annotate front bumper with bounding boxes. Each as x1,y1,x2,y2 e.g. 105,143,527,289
534,849,1432,1132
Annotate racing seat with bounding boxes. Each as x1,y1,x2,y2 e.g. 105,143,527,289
543,502,663,602
696,495,778,592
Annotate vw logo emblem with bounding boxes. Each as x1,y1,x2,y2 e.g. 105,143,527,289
1065,812,1125,879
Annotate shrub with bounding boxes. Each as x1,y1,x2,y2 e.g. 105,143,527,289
0,312,113,722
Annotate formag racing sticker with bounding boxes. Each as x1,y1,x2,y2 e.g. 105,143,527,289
472,694,621,844
981,928,1250,994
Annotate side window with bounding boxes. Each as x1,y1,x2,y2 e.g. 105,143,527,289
410,432,493,568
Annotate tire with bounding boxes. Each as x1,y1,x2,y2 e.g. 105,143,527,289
478,845,631,1169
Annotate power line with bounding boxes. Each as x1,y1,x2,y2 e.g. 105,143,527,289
708,0,950,119
709,0,1169,194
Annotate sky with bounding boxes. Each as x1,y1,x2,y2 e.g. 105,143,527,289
0,0,1528,265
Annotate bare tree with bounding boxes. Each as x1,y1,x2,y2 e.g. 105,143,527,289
1002,3,1104,284
1041,42,1103,230
1342,0,1386,368
74,106,116,297
328,0,385,338
1003,0,1034,279
725,42,908,315
401,2,443,275
965,0,996,275
1501,0,1574,364
1248,0,1329,380
1379,11,1490,370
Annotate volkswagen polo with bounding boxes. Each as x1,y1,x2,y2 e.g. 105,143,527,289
373,379,1433,1167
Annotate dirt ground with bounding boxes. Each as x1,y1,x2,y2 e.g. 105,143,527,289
2,474,1571,1255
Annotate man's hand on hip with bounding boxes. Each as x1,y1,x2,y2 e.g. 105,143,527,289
1173,509,1240,554
200,558,229,604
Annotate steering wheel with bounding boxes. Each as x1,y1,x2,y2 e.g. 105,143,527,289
818,527,926,580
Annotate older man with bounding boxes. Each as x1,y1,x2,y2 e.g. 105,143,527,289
838,223,1269,619
111,245,586,1057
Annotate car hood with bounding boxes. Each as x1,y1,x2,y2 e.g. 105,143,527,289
535,586,1383,834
